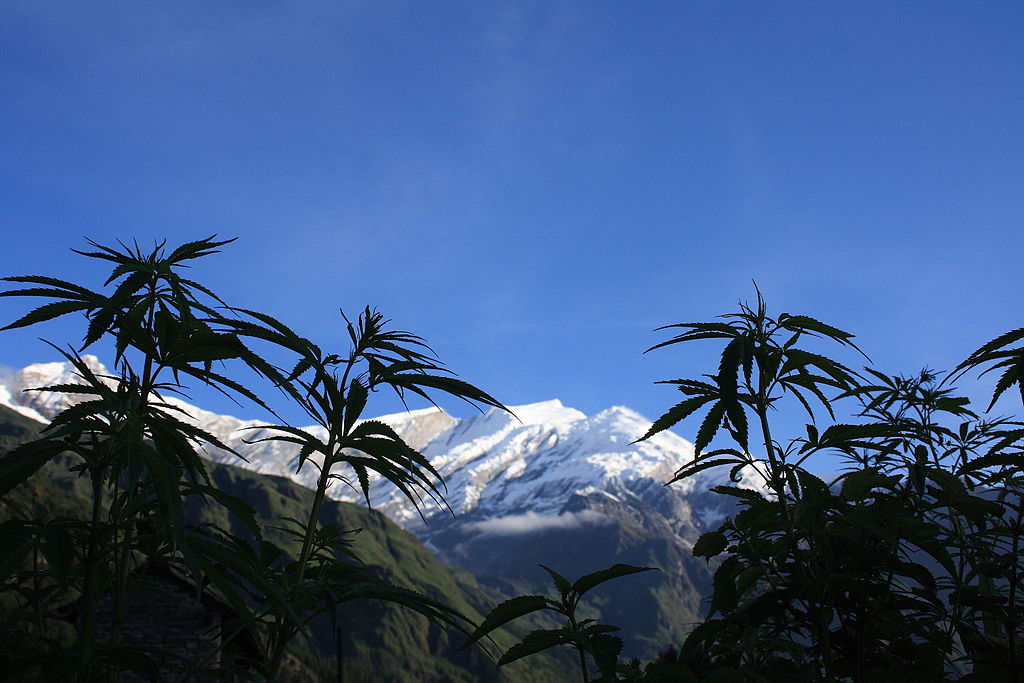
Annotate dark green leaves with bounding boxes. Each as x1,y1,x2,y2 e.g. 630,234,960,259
643,289,1024,680
460,595,549,649
0,276,103,333
695,401,728,458
956,326,1024,410
776,313,863,352
693,530,729,559
1,236,520,681
0,439,67,498
236,306,504,521
217,306,507,675
634,395,715,443
462,563,654,680
572,563,655,598
541,564,573,596
839,467,899,501
0,299,98,332
642,289,860,485
497,628,568,666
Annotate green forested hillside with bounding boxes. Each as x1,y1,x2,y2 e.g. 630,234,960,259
0,404,575,682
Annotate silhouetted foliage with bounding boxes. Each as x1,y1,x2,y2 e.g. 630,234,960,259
636,290,1024,682
461,563,655,682
0,237,506,681
481,289,1023,682
3,243,1023,682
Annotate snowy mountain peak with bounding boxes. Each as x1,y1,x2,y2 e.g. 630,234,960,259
19,354,107,380
372,406,458,452
507,399,586,426
0,358,753,536
1,355,110,422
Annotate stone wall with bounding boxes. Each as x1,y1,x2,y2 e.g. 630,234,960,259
93,570,227,680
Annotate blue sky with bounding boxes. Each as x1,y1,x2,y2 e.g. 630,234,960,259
2,2,1023,457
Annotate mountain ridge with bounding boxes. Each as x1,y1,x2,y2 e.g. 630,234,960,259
0,357,755,531
1,356,751,659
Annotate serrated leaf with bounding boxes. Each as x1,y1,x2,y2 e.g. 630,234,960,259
722,396,748,451
985,358,1024,411
589,632,624,678
1,274,99,298
777,314,856,344
460,595,549,649
957,451,1024,483
183,482,260,536
540,564,573,597
0,439,67,497
385,372,507,413
344,379,368,434
840,468,898,500
779,348,857,389
572,564,656,598
693,530,728,558
957,326,1024,371
694,400,726,455
1,300,93,331
497,629,568,666
668,457,743,485
709,485,764,502
710,556,740,614
635,395,715,442
717,336,743,396
645,322,739,353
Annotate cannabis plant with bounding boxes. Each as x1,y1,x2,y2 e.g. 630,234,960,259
213,305,507,678
643,290,1024,681
0,237,259,679
0,237,506,681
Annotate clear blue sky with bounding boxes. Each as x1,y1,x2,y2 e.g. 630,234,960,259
2,3,1023,454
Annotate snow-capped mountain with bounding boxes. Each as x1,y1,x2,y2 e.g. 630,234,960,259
1,357,752,658
0,357,751,536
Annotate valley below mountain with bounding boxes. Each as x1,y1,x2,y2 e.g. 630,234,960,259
1,357,757,664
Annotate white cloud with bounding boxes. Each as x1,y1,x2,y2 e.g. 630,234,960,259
466,509,606,535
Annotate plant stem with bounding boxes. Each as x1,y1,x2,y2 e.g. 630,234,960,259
566,609,590,683
755,369,833,674
269,429,339,679
296,435,339,583
78,463,106,680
